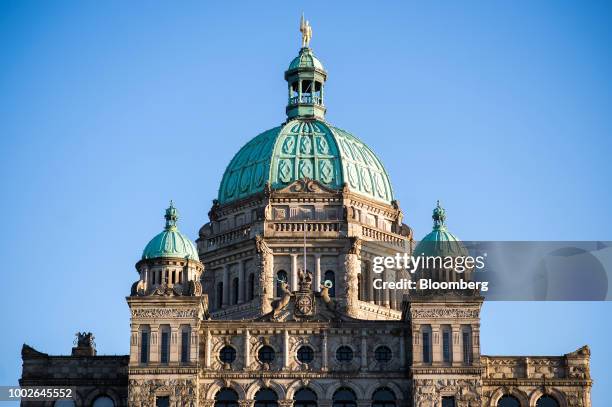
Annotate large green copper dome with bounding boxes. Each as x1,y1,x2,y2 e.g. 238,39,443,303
218,119,394,205
414,201,467,257
142,202,199,260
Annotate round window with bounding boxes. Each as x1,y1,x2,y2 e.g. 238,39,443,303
336,346,353,362
297,346,314,363
219,346,236,364
258,345,275,363
374,346,392,362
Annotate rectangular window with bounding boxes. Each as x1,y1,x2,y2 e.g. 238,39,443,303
181,329,190,363
442,330,451,363
140,331,149,364
441,396,456,407
156,396,170,407
422,331,431,364
160,330,170,364
462,331,472,366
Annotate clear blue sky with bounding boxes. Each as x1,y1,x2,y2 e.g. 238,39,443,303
1,0,611,404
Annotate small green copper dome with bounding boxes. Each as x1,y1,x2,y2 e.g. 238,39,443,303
142,202,199,260
288,47,324,71
218,119,394,205
414,201,467,257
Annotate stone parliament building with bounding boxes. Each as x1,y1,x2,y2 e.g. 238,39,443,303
20,22,592,407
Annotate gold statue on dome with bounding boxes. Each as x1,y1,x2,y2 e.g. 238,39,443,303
300,14,312,48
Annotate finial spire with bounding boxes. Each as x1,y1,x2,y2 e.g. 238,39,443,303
164,200,179,230
300,13,312,48
432,200,447,229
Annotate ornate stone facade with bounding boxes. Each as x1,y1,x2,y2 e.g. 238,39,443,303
19,26,592,407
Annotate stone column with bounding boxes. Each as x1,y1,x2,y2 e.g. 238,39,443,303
399,329,406,368
170,325,179,363
360,330,368,370
344,239,361,315
367,264,374,303
191,327,198,364
284,329,290,369
315,254,322,292
244,329,250,369
150,326,159,363
451,324,462,366
432,326,441,363
322,330,328,370
238,260,246,304
298,80,302,101
291,254,298,292
256,237,274,314
383,267,390,307
222,264,229,307
205,328,212,368
472,324,481,363
412,325,421,364
129,327,139,366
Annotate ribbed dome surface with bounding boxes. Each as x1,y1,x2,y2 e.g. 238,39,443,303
414,202,467,257
141,202,199,260
217,118,394,205
288,47,324,71
142,229,199,260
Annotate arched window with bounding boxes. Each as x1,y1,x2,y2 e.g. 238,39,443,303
217,282,223,308
54,401,76,407
333,388,356,407
232,277,239,305
255,388,278,407
497,395,520,407
215,388,238,407
294,388,317,407
248,273,255,301
258,346,275,363
536,396,560,407
93,397,114,407
180,326,191,363
324,270,335,297
276,270,288,297
372,388,396,407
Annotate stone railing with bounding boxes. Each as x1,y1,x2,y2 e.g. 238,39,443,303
289,95,322,105
362,226,405,246
271,221,341,233
207,225,251,248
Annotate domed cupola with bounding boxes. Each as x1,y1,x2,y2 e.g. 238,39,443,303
216,16,395,206
142,201,199,260
285,15,327,120
132,202,203,297
414,201,467,257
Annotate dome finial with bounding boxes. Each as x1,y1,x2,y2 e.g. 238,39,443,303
164,200,178,230
432,200,446,229
300,13,313,48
